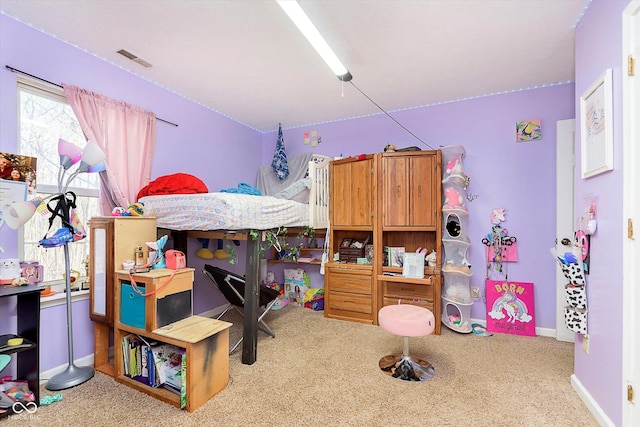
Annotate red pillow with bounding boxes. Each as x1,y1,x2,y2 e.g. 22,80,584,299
137,173,209,199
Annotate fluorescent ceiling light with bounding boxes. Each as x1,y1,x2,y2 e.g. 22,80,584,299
277,0,352,81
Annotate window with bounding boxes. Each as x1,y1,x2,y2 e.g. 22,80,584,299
18,78,100,284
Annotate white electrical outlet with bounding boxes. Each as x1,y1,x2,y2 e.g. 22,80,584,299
582,334,590,354
471,287,480,299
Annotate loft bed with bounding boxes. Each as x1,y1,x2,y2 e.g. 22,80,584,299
137,153,331,364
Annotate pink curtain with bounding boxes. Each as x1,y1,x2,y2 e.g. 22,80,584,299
63,84,156,214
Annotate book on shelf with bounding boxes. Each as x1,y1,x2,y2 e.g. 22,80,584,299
121,334,159,386
121,335,129,376
159,353,187,408
151,343,185,388
180,353,186,409
384,246,405,267
120,334,186,399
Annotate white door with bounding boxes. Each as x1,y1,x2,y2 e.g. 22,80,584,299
622,2,640,425
555,119,575,343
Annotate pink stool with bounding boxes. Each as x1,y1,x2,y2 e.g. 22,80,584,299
378,304,435,381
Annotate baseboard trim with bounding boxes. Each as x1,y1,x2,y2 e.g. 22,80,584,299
469,317,555,337
40,354,95,385
197,305,229,319
571,374,614,426
38,306,233,381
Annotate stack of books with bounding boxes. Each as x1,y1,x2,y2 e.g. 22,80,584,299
122,334,186,407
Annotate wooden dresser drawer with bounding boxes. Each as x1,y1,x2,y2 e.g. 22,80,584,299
384,282,433,301
328,271,372,295
330,292,372,314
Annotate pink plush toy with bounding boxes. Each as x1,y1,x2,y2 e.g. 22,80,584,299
265,271,288,310
446,155,464,176
444,187,467,211
491,208,506,225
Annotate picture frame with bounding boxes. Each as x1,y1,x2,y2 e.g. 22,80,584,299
580,69,613,178
0,152,38,195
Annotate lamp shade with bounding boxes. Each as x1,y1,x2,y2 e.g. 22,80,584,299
58,138,83,170
76,141,106,174
1,199,41,229
86,161,106,174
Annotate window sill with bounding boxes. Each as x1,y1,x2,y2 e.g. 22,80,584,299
41,289,89,309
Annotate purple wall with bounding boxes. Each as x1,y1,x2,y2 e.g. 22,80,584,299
262,84,574,328
39,299,94,369
574,0,628,425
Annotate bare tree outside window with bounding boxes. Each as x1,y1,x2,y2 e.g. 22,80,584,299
18,79,100,284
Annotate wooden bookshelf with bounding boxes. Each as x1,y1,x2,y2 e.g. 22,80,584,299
112,269,232,412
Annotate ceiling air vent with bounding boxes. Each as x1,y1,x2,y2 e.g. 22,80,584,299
117,49,153,68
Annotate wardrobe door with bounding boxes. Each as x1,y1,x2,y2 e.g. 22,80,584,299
350,158,373,226
409,154,437,227
331,161,352,227
382,156,409,227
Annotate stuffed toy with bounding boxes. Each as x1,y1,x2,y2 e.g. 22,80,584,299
111,207,126,216
146,235,168,269
265,271,288,310
0,258,22,285
213,240,229,259
491,208,506,225
443,187,466,211
425,250,437,267
445,155,464,176
112,203,144,216
416,248,437,266
127,202,144,216
196,238,214,259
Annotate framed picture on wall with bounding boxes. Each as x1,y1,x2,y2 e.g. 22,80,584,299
580,68,613,178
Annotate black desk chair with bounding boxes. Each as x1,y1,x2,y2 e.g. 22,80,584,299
203,264,280,354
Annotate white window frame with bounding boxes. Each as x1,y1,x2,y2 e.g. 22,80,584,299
16,77,98,304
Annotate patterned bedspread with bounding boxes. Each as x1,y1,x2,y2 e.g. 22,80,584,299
138,192,309,231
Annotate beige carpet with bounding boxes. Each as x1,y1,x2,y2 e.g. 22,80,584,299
14,305,597,427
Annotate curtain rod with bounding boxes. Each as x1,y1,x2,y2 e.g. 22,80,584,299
5,65,178,127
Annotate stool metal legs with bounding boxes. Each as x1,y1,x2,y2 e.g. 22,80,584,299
379,336,435,381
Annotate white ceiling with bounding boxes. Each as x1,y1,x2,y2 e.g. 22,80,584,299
0,0,590,132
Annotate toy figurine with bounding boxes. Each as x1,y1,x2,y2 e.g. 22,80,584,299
146,235,168,269
443,187,467,211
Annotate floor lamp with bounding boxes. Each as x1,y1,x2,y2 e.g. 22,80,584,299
2,138,106,390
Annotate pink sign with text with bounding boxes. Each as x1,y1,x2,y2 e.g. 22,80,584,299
486,280,535,336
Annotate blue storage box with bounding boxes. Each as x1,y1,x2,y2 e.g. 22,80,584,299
120,282,146,329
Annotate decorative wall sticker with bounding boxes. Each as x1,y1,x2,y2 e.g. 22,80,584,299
516,118,541,141
302,130,321,146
